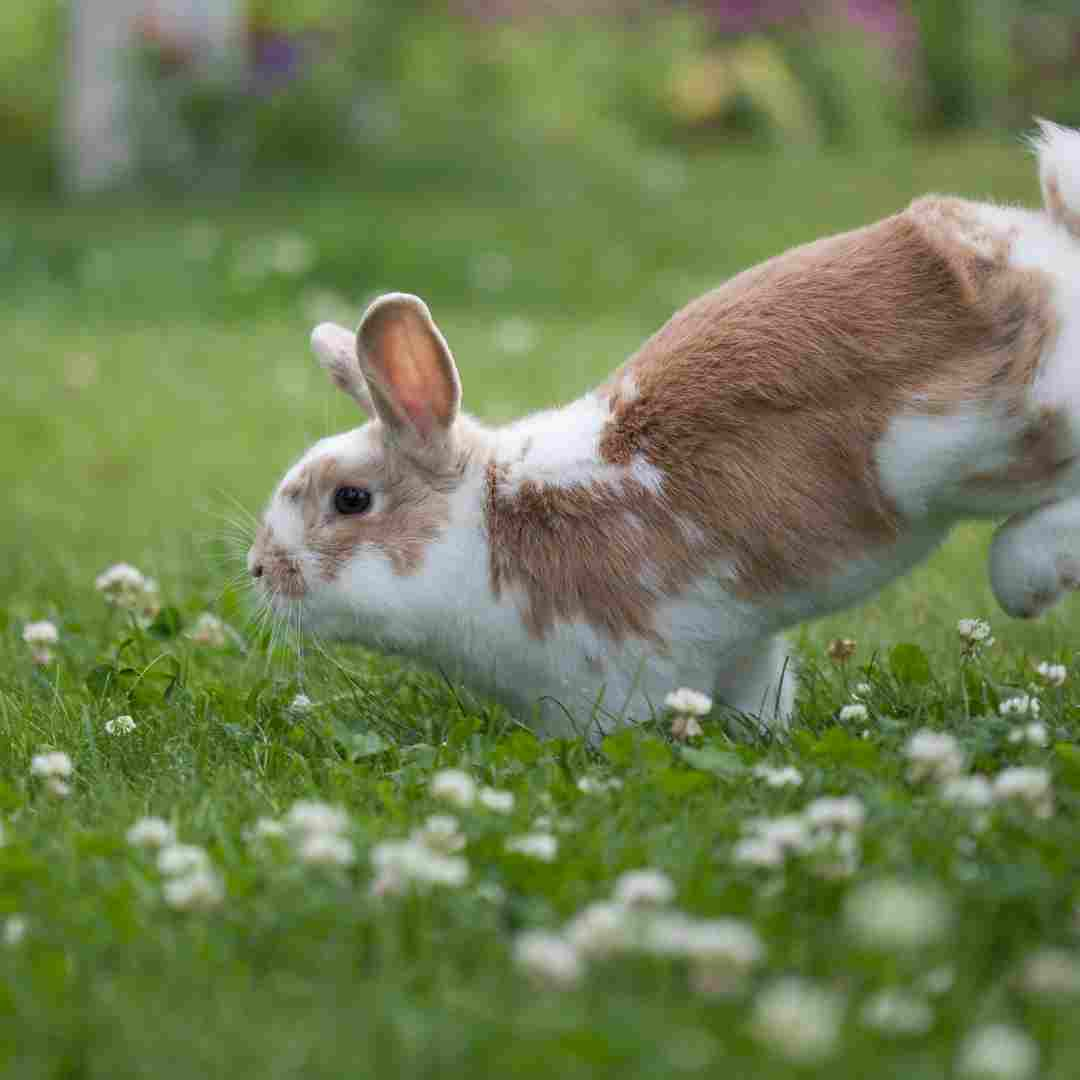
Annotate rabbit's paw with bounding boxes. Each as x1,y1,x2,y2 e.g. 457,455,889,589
990,499,1080,618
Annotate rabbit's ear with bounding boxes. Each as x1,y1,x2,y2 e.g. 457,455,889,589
355,293,462,449
310,322,375,414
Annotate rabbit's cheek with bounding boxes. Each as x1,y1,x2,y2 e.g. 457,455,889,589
310,492,451,582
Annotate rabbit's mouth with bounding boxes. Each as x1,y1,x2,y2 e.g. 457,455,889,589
248,539,307,601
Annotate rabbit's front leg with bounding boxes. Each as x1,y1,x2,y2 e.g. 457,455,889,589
990,497,1080,617
713,635,797,728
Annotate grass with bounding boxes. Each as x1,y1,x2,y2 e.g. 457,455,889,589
2,134,1080,1078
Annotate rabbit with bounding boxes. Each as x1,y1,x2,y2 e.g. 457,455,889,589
250,121,1080,739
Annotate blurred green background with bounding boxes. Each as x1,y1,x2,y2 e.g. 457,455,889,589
4,0,1080,664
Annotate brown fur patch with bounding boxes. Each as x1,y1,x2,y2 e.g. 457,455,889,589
486,196,1058,639
294,427,464,579
969,406,1075,488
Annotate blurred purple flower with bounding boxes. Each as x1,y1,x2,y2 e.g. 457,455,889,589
250,30,309,94
846,0,903,37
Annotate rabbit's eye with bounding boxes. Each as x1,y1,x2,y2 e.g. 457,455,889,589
333,486,372,515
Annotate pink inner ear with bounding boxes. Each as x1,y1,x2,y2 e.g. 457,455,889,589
360,301,458,439
399,396,435,439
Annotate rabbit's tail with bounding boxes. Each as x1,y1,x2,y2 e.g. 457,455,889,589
1033,119,1080,242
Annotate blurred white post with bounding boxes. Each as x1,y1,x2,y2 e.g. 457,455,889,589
65,0,242,194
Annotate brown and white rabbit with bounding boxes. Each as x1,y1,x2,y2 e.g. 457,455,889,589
251,121,1080,737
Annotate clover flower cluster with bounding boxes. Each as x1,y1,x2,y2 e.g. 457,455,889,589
733,796,865,878
514,867,764,996
901,731,1055,818
127,821,225,912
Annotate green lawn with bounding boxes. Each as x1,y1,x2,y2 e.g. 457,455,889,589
2,136,1079,1078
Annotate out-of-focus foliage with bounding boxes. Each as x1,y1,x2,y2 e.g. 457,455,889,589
0,1,63,189
4,0,1080,194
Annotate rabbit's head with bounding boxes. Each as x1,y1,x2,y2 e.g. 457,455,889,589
249,294,485,642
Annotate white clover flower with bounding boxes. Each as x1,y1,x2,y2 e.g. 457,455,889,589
95,564,160,620
1008,722,1048,748
187,613,230,648
478,787,514,813
287,693,313,715
993,767,1053,818
430,769,476,809
1017,947,1080,996
644,914,763,970
749,815,812,852
95,562,147,599
957,618,994,655
284,800,349,837
564,902,634,955
46,779,71,798
513,931,582,988
249,817,286,841
999,695,1040,719
157,844,210,877
296,831,355,868
670,713,704,740
957,1024,1038,1080
370,839,469,891
751,978,843,1065
576,775,623,795
22,621,59,646
1035,661,1067,687
752,764,803,788
904,729,965,783
804,796,866,832
2,915,27,947
30,751,72,780
412,814,466,854
732,836,786,868
664,688,713,716
958,618,992,642
838,703,868,723
852,681,872,699
940,775,994,809
613,869,675,907
105,714,136,736
860,989,934,1037
126,817,176,850
163,868,225,912
844,879,952,950
505,832,558,862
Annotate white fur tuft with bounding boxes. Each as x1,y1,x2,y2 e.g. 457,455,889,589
1032,119,1080,238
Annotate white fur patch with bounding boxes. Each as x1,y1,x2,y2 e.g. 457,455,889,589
875,406,1023,517
1033,119,1080,222
497,392,664,495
